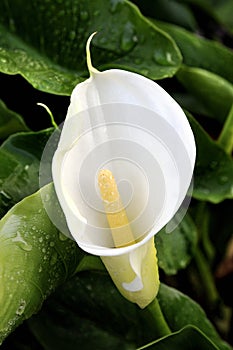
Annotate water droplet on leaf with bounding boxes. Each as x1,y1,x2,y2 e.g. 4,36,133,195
80,10,89,21
109,0,121,13
16,300,26,316
12,231,32,251
153,50,171,65
219,175,228,184
59,232,68,241
50,251,58,266
69,31,76,40
209,160,218,170
120,22,138,52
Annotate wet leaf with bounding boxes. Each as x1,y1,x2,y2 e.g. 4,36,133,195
26,273,231,350
0,183,84,345
0,0,181,95
155,214,198,275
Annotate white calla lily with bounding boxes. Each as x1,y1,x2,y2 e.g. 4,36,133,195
52,33,196,308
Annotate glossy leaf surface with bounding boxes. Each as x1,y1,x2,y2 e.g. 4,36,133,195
0,184,84,345
0,0,181,95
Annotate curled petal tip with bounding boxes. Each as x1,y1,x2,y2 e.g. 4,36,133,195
86,32,99,75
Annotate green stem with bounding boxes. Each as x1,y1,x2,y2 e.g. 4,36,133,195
195,202,215,262
142,297,171,339
194,247,219,308
218,103,233,155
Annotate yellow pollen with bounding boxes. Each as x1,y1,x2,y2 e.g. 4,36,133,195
98,169,135,248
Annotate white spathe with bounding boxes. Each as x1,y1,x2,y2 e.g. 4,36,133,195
52,33,196,308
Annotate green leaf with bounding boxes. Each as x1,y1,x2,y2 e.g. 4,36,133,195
0,183,84,345
180,0,233,34
133,0,198,30
0,100,29,140
155,214,198,275
141,326,219,350
153,21,233,84
28,272,142,349
26,273,231,350
213,0,233,33
0,128,56,218
0,0,181,95
177,66,233,123
158,284,232,350
187,113,233,203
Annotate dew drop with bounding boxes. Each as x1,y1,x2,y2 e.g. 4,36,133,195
50,251,58,266
134,58,142,65
69,30,76,40
219,175,229,184
141,68,149,76
0,58,7,64
209,160,218,170
12,231,32,251
120,22,138,52
16,300,26,316
201,188,210,195
153,50,170,66
59,232,68,241
80,10,89,21
109,0,122,13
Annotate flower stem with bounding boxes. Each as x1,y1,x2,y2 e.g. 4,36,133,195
142,297,171,338
218,103,233,155
194,247,219,308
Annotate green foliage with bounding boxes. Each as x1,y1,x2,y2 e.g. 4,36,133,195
188,114,233,203
0,100,29,140
0,128,55,218
0,0,181,95
23,275,232,349
0,0,232,349
155,214,198,274
0,184,84,345
154,20,233,84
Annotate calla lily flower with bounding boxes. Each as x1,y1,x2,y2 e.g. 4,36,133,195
52,33,196,308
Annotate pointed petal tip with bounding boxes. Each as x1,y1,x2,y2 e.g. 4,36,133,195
86,32,99,75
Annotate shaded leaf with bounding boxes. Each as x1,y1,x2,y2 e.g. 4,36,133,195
0,183,84,345
187,113,233,203
0,128,56,218
154,20,233,84
28,272,143,350
0,100,29,140
27,271,231,350
142,326,219,350
0,0,181,95
177,66,233,123
155,214,198,275
158,284,232,350
132,0,198,30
